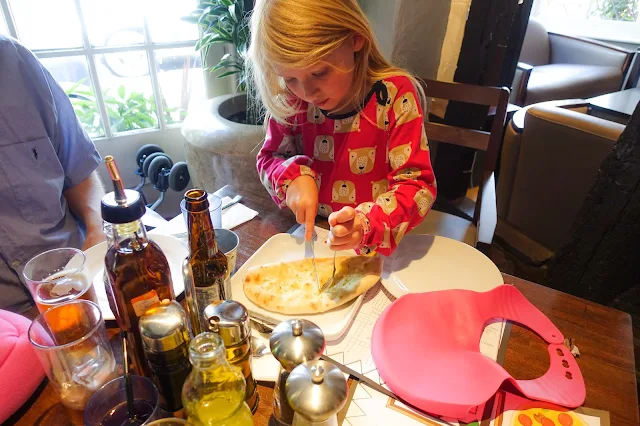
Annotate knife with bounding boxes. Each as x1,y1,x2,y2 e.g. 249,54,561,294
320,355,456,426
304,228,321,291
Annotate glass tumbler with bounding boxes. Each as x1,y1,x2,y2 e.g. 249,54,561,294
23,247,97,313
180,193,222,229
28,300,118,425
84,375,161,426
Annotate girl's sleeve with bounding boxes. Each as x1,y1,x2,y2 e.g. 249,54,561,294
256,116,317,207
356,80,437,256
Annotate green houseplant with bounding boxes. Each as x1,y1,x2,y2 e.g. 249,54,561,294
179,0,267,195
183,0,262,125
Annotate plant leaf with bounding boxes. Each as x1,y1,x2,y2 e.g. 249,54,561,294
217,70,241,78
210,25,232,40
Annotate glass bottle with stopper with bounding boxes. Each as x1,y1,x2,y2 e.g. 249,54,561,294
181,332,253,425
286,360,348,426
101,155,175,377
270,319,326,426
204,300,259,413
182,188,229,335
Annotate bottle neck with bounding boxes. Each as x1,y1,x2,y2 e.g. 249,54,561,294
112,220,147,252
186,210,218,259
189,332,228,370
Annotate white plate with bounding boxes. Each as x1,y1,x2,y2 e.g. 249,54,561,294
381,234,503,298
84,234,188,321
230,233,363,342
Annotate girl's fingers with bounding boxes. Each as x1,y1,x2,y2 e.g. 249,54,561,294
295,203,306,225
331,221,355,238
329,207,355,226
328,231,361,248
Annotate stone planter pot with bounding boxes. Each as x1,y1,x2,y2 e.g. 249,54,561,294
182,93,265,195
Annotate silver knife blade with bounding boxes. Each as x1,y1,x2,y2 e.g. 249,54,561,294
320,355,456,426
305,229,321,291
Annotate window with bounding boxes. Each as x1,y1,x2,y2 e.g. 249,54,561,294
532,0,640,43
0,0,205,139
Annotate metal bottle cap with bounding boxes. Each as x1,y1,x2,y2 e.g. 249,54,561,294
286,360,348,422
269,319,325,371
204,300,250,346
139,300,190,353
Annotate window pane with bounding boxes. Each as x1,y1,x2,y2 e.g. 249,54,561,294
97,51,158,134
535,0,639,22
148,0,198,43
9,0,83,50
0,9,8,36
591,0,639,22
41,57,104,138
80,0,145,47
155,48,205,124
535,0,592,19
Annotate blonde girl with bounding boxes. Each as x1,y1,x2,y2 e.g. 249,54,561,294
251,0,437,256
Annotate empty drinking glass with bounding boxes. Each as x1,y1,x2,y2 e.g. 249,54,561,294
28,300,118,425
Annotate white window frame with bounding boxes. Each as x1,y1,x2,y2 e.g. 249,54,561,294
0,0,199,140
531,0,640,44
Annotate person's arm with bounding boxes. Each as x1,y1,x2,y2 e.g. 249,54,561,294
63,171,106,250
257,115,319,240
360,84,436,255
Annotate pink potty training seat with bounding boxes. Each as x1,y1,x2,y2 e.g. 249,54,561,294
0,310,45,424
372,285,585,423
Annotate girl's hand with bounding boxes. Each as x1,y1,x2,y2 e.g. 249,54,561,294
328,207,364,251
286,175,319,241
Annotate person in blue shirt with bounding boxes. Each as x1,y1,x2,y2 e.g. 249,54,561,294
0,36,107,313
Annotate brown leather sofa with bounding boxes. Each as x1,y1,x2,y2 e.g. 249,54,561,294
496,101,625,261
511,20,634,106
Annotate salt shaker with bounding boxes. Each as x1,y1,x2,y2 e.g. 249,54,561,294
204,300,259,413
270,319,326,426
286,360,348,426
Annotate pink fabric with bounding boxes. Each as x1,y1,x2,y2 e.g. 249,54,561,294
0,310,45,423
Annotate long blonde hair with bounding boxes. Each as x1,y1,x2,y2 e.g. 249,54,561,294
248,0,426,125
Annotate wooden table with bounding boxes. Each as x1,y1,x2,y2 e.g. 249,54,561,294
6,186,638,426
588,88,640,124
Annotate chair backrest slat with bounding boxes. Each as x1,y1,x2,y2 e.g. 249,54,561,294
425,122,490,151
422,79,505,106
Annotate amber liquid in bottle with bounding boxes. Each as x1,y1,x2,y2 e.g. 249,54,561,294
183,189,229,335
105,221,175,376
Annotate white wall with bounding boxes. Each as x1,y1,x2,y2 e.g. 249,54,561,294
360,1,397,58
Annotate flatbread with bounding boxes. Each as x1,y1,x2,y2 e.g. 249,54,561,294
243,255,383,314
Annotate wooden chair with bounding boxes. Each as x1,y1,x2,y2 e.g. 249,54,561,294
410,79,510,252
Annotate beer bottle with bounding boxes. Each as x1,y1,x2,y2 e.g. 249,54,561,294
102,156,175,376
182,189,229,335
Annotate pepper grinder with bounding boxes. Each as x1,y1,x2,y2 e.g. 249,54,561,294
139,299,192,416
286,360,348,426
204,300,259,413
270,319,326,426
